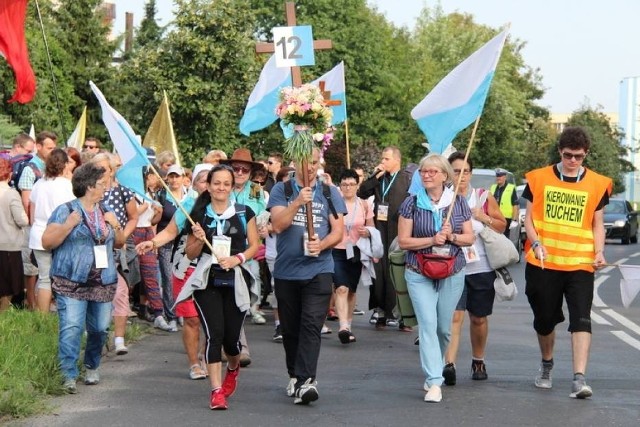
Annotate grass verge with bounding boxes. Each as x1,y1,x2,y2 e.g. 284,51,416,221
0,308,151,421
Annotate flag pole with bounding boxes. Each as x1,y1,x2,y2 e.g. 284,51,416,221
444,115,481,226
34,0,67,141
344,119,351,169
147,163,214,253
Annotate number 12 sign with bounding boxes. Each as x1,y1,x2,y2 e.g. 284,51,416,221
272,25,315,68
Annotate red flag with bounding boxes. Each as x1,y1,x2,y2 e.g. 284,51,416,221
0,0,36,103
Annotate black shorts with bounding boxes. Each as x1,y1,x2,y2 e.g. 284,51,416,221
525,263,594,335
464,270,496,317
332,248,361,293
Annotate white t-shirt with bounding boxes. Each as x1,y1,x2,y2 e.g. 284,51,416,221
29,177,75,250
136,194,156,227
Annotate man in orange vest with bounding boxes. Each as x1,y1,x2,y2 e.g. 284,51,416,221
522,126,612,400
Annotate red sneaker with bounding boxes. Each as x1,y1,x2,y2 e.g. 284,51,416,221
209,388,228,410
221,366,240,397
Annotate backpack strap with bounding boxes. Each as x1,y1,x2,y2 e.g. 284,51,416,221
234,203,247,235
284,180,337,219
322,183,338,220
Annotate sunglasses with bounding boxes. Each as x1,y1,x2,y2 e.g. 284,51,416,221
232,165,252,174
561,152,586,161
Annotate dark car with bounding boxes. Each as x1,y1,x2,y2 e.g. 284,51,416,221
604,199,638,244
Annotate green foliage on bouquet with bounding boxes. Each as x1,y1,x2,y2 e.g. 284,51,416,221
276,84,333,164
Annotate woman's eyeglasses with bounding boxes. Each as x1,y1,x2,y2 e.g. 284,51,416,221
420,169,441,177
561,152,586,161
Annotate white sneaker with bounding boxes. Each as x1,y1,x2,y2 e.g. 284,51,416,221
294,378,319,405
154,315,172,331
252,312,266,324
168,320,178,332
424,384,442,403
115,342,128,356
84,368,100,385
286,378,296,397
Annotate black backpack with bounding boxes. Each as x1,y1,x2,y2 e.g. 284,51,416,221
10,154,42,191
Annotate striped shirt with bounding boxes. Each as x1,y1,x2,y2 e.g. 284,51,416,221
398,194,472,274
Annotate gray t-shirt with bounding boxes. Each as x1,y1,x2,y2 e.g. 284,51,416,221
267,181,346,280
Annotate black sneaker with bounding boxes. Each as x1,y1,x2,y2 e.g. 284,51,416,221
471,360,488,380
443,363,456,386
294,378,318,405
273,325,283,342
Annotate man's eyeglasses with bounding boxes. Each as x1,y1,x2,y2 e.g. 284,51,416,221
561,152,586,161
232,165,252,174
453,168,471,175
420,169,441,177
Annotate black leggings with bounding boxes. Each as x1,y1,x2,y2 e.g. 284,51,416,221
193,286,246,364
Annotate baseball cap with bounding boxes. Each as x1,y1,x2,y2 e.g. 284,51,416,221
166,165,185,176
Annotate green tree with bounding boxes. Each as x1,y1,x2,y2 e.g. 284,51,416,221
411,7,550,179
136,0,164,49
565,106,632,194
0,114,23,145
117,0,260,165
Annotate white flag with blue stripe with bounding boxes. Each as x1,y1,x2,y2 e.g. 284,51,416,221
311,61,347,125
239,55,292,136
411,28,509,154
90,81,150,199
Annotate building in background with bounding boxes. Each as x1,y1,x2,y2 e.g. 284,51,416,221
619,76,640,202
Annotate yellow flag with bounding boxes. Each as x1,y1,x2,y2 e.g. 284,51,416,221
143,91,181,167
66,106,87,150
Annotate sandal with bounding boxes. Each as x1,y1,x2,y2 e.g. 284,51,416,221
338,329,356,344
189,364,207,380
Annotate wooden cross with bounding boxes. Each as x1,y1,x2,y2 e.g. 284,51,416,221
255,2,332,87
254,1,337,239
318,81,342,106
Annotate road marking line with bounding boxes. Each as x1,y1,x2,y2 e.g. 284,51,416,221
601,308,640,337
591,311,612,325
611,331,640,351
630,252,640,258
617,257,629,265
600,266,614,274
593,275,608,308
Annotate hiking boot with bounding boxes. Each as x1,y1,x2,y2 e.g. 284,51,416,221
84,368,100,385
535,361,554,389
63,378,77,394
443,363,456,386
294,378,319,405
272,325,283,342
210,388,228,410
221,366,239,397
570,374,593,399
471,360,488,381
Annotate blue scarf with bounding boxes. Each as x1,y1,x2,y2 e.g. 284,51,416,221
416,186,455,231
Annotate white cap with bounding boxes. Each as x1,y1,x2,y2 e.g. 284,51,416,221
166,165,185,176
191,163,213,185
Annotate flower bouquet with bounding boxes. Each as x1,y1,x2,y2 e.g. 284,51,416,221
275,83,333,164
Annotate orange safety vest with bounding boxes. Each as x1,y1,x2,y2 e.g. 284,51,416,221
524,166,612,272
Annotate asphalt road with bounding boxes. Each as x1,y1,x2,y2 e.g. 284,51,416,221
14,243,640,427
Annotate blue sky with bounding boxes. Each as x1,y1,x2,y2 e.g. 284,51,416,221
112,0,640,114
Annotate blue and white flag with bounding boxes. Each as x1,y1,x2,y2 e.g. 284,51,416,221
411,28,509,154
239,54,292,136
311,61,347,126
90,81,150,199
